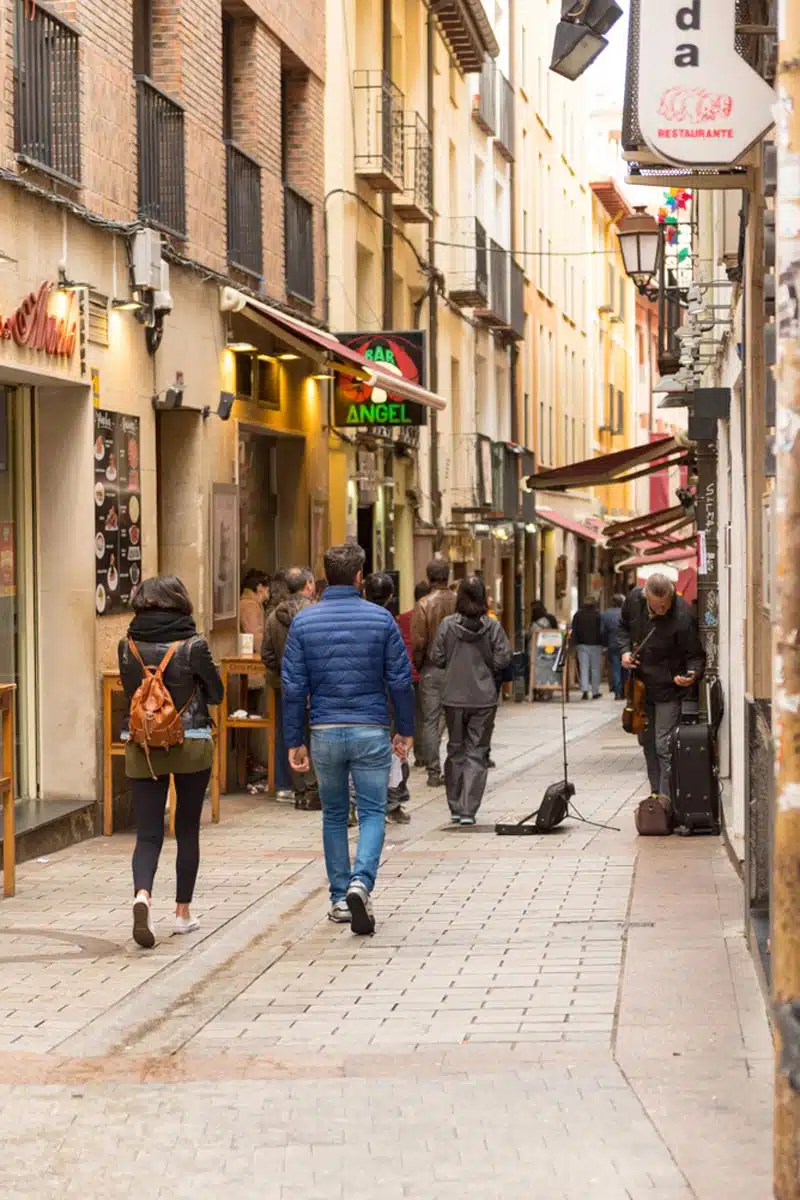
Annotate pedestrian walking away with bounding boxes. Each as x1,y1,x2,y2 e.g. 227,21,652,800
118,575,224,949
571,595,604,700
601,593,626,700
282,543,414,935
430,575,512,826
262,566,320,809
365,571,412,824
617,574,705,803
411,560,456,787
397,579,430,768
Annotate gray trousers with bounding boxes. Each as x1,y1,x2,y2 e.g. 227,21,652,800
576,644,602,695
639,699,681,798
444,706,496,818
419,664,446,773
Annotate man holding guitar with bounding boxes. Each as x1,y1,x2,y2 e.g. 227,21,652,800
618,575,705,802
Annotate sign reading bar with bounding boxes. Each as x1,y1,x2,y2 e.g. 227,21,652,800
0,281,78,359
333,331,427,428
637,0,775,166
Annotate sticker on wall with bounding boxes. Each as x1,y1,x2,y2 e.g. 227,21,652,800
94,409,141,614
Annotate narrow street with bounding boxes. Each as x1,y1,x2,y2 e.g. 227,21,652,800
0,699,770,1199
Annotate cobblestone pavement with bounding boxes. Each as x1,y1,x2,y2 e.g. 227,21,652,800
0,697,772,1199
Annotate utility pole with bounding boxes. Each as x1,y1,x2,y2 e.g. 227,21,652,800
773,0,800,1191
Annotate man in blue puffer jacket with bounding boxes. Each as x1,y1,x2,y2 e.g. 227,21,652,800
282,543,414,935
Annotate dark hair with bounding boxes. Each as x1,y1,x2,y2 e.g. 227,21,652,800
324,542,366,586
315,579,328,599
285,566,314,595
414,580,431,602
530,600,548,623
426,559,450,586
241,568,269,594
364,572,395,608
131,575,193,615
611,593,626,608
456,575,486,619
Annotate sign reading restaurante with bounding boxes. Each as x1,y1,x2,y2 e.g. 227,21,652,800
0,281,78,359
333,331,427,428
636,0,775,166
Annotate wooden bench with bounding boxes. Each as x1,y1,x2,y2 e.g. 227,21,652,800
218,656,276,794
102,672,220,836
0,684,16,897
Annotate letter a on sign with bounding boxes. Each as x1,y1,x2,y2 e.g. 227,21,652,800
637,0,775,166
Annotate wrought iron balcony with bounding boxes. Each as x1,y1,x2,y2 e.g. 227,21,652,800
447,433,493,518
496,72,515,161
14,0,81,186
510,259,525,340
226,142,262,278
475,239,509,326
446,217,489,309
353,70,405,193
472,58,497,136
284,184,315,305
394,113,433,224
136,77,186,237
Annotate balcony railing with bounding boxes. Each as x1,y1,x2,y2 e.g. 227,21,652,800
353,70,405,193
510,259,525,340
14,0,81,186
284,184,315,304
394,113,433,224
472,58,497,136
447,433,489,517
226,142,262,278
136,77,186,238
446,217,489,309
496,72,514,160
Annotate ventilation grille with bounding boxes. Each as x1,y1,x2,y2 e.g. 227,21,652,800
88,290,109,346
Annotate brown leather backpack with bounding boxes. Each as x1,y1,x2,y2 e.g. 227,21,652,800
127,639,189,776
635,793,673,836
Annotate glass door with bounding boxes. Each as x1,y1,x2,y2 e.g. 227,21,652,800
0,387,38,800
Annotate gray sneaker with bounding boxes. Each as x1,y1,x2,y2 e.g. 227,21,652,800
328,900,351,924
346,879,375,935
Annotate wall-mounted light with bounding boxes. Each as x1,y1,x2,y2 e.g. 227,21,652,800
311,372,334,381
112,297,144,312
202,391,235,422
258,353,276,363
550,0,621,81
227,340,257,353
278,353,300,362
617,208,662,298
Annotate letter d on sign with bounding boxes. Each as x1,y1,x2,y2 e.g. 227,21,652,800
676,0,700,30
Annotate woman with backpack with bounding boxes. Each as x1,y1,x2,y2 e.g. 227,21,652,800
429,576,512,826
118,575,224,948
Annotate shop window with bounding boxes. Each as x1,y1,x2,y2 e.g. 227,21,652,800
234,353,279,410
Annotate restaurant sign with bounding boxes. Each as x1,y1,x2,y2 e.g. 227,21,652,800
637,0,775,166
0,281,78,359
333,331,427,428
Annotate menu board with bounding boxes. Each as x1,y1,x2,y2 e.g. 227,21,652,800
94,409,141,615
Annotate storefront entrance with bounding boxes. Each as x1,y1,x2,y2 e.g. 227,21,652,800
238,425,306,580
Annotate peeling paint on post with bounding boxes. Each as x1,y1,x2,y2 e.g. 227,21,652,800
773,1,800,1188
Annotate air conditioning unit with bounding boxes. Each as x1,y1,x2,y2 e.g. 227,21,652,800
132,228,163,290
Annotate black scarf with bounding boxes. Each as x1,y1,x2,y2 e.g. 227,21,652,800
127,608,198,644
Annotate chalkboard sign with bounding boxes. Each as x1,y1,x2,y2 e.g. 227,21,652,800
94,409,141,615
531,629,564,692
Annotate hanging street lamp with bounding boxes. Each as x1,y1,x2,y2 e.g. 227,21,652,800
616,207,662,299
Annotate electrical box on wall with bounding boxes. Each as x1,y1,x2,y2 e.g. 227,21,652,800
132,228,163,290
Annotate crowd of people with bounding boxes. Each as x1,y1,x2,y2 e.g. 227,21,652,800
118,552,701,947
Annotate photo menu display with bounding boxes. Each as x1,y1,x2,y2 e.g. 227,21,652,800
94,409,141,615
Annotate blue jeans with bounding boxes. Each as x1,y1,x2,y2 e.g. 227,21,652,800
310,726,392,902
608,650,623,698
273,692,293,791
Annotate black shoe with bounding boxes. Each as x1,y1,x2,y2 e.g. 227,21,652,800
427,772,444,788
487,757,496,769
388,806,411,824
346,880,375,936
582,692,590,701
592,693,602,700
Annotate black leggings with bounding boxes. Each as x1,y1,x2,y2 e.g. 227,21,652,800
131,769,210,904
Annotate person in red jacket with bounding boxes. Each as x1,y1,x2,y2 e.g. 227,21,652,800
397,581,430,767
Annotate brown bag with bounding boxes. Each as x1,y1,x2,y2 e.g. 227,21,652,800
127,639,188,776
635,793,673,836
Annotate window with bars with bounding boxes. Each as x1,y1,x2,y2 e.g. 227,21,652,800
14,0,81,186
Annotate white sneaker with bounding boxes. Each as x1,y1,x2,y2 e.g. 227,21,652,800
346,879,375,936
132,892,155,949
275,789,295,802
328,900,351,924
174,915,200,935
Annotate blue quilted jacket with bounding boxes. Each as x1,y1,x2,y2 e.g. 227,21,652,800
281,585,415,748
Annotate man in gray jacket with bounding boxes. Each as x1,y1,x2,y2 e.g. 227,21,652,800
430,576,512,825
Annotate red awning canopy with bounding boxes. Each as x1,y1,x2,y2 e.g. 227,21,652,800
616,546,697,569
604,503,693,545
590,180,633,223
526,436,690,492
536,505,604,544
230,292,447,411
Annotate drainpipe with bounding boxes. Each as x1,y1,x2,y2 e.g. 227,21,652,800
381,0,394,571
507,0,524,698
426,10,440,541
